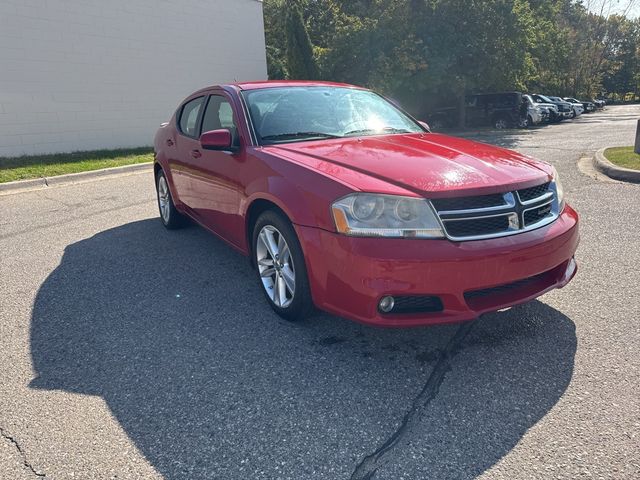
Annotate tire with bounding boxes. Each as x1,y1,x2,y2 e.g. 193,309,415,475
571,110,577,119
155,169,186,229
494,116,510,129
252,210,314,322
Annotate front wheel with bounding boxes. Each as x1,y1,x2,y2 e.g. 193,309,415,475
253,211,314,321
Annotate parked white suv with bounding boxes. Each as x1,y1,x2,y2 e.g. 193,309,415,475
523,94,546,126
563,97,585,118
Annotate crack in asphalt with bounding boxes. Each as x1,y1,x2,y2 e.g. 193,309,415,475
0,427,45,477
349,320,476,480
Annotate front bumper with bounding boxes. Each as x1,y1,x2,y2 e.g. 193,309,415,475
296,205,579,327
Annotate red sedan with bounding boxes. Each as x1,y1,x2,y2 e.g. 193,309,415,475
153,81,579,327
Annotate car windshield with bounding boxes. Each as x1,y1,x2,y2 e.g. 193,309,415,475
536,95,553,103
549,96,564,102
242,86,424,145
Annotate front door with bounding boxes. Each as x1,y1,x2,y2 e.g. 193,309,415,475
184,92,245,248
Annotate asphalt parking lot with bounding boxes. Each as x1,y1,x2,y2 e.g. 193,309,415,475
1,105,639,479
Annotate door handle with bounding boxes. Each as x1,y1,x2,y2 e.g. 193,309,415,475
166,139,174,147
190,149,202,159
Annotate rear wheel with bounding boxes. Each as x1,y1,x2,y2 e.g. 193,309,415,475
252,210,314,321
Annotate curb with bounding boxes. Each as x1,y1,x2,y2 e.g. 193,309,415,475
0,162,153,193
593,148,640,184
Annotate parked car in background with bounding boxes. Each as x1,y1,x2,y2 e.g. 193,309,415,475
522,95,552,125
531,94,573,121
593,98,606,109
430,92,528,129
527,96,559,123
523,94,548,125
564,98,596,113
552,97,584,118
153,81,579,327
548,96,581,118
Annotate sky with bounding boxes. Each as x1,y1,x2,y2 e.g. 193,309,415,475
586,0,640,18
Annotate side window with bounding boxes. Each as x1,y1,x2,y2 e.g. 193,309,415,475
178,96,204,137
201,95,239,145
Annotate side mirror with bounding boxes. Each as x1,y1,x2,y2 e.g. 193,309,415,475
200,129,234,151
418,121,431,132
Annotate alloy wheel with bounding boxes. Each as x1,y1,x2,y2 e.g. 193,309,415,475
256,225,296,308
157,175,170,223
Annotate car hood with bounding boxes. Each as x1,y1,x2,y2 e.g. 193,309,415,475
265,133,552,197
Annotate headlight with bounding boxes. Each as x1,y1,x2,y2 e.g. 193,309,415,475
331,193,444,238
551,166,565,211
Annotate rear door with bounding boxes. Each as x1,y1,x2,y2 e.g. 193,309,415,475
170,95,206,209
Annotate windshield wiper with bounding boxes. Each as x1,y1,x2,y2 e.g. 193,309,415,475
344,127,412,136
261,132,342,142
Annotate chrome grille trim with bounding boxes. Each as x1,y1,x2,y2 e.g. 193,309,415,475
517,190,554,206
433,182,560,241
437,192,516,216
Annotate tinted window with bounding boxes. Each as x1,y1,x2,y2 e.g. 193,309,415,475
179,97,204,137
535,95,553,103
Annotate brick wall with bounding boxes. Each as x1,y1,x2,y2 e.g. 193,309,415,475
0,0,267,157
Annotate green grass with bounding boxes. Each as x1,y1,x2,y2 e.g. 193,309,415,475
604,146,640,171
0,147,154,183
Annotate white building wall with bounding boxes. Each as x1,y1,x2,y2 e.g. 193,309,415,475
0,0,267,157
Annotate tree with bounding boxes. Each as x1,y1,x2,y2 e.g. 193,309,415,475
262,0,640,113
284,0,320,79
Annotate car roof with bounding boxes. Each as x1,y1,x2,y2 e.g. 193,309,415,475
193,80,363,95
233,80,361,91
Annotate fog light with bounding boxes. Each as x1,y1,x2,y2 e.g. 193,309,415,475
379,296,395,313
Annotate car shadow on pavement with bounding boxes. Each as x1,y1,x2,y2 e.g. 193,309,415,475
29,219,576,479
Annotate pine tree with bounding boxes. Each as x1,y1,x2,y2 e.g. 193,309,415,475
284,0,320,79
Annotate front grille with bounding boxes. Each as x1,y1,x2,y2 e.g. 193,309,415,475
431,194,505,211
433,181,558,241
524,202,553,226
384,296,444,315
518,182,550,202
445,216,511,237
